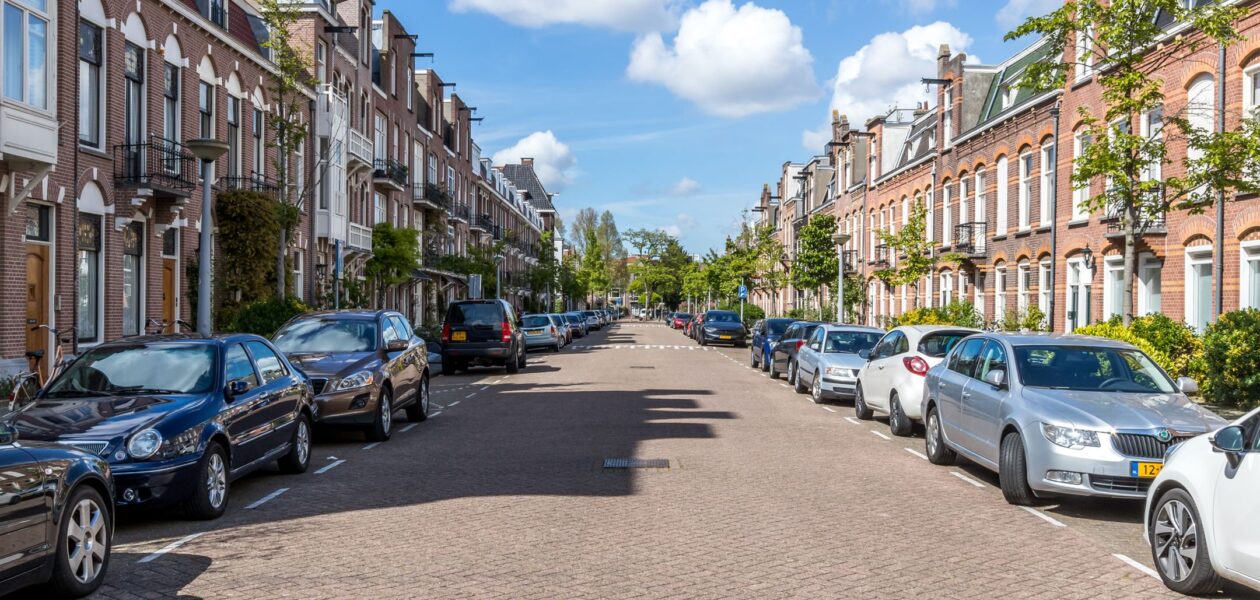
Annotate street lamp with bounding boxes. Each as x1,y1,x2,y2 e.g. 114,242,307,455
494,255,505,299
185,138,229,336
834,233,851,323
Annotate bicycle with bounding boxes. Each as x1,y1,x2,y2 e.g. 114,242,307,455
8,324,75,410
144,317,193,335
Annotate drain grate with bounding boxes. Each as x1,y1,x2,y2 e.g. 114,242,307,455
603,458,670,469
629,365,655,369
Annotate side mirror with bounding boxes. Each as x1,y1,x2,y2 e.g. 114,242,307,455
1211,425,1246,454
810,343,821,351
1177,377,1199,395
0,423,16,445
983,368,1007,389
385,338,409,352
858,349,871,360
226,380,251,400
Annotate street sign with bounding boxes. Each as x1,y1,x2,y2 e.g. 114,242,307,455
738,284,748,300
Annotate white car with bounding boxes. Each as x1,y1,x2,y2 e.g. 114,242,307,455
854,325,979,436
1144,408,1258,595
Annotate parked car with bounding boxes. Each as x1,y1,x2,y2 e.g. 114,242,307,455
856,325,979,436
768,321,822,381
921,333,1226,505
441,300,528,374
563,312,589,337
0,420,114,598
273,310,430,441
750,318,796,372
793,325,884,402
697,311,747,347
1144,409,1260,595
581,310,602,331
671,313,692,330
549,314,572,345
15,334,315,520
426,340,444,376
522,314,563,352
688,313,705,341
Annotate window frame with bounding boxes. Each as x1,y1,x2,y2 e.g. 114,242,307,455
2,0,52,110
78,19,103,148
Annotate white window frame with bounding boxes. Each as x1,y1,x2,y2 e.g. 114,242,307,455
1185,247,1213,333
1038,259,1052,317
1072,131,1091,221
941,182,952,245
1075,26,1094,81
1039,144,1054,227
1102,255,1124,321
994,265,1007,324
923,189,933,242
939,271,953,305
1138,252,1162,315
1141,105,1164,183
970,272,983,318
78,19,105,148
1245,62,1260,120
1017,259,1030,314
2,0,52,109
1065,257,1092,332
959,177,969,227
942,84,953,148
1018,152,1032,231
1186,76,1214,166
1241,242,1260,310
974,169,986,222
996,157,1009,235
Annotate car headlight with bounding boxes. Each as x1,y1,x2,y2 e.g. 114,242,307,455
334,370,374,391
157,425,204,459
1041,423,1100,449
127,429,163,460
825,366,854,378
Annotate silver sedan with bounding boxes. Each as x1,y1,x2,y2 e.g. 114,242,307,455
921,333,1226,505
793,325,884,403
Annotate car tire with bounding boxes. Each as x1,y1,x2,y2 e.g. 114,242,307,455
278,413,312,474
506,348,520,374
750,349,759,369
47,484,111,597
551,344,561,353
924,406,956,465
768,356,780,380
999,431,1037,506
810,373,824,404
888,394,913,437
185,442,230,520
365,387,393,442
406,376,430,422
787,360,797,386
854,383,874,420
518,348,528,369
761,350,771,372
793,363,807,394
1151,488,1223,595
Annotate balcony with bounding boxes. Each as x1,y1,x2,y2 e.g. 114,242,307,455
869,245,890,268
471,214,493,234
373,159,408,192
218,172,282,197
348,129,373,170
491,225,503,241
449,204,471,222
113,136,197,198
414,183,451,211
348,222,373,253
1104,195,1167,237
842,250,860,272
953,222,988,257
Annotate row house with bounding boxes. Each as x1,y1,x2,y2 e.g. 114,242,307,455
476,157,544,308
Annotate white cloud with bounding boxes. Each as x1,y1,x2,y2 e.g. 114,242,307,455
667,177,701,196
996,0,1060,29
448,0,678,33
627,0,820,117
801,21,973,150
661,213,697,237
492,131,578,191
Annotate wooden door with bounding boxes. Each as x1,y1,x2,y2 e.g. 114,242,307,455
25,244,49,378
162,259,176,333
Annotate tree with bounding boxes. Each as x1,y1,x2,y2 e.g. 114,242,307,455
1009,0,1260,325
556,253,586,310
365,224,420,305
873,200,934,309
791,214,839,315
750,223,787,313
578,228,609,306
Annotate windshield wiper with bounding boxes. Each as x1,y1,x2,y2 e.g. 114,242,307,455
42,389,116,398
111,387,185,396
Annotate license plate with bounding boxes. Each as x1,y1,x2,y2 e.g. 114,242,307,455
527,329,544,335
720,335,732,340
1131,461,1163,478
452,331,467,342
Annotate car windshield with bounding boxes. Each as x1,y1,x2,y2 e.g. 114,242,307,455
274,319,377,353
706,312,740,324
918,331,972,358
675,313,692,320
823,331,882,354
44,344,217,397
565,314,582,323
1015,345,1176,393
767,319,794,335
523,315,552,328
448,303,503,326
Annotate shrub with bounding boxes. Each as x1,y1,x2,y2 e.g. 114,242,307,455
1072,322,1175,379
718,302,764,324
1202,308,1260,408
996,306,1049,332
231,296,311,337
891,301,984,328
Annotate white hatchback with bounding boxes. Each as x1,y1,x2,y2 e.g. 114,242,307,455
1144,408,1257,595
854,325,979,436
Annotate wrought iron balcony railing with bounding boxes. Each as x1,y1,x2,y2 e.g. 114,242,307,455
415,183,451,210
869,244,889,267
373,159,408,187
953,222,988,257
449,204,471,222
218,172,282,196
113,136,197,193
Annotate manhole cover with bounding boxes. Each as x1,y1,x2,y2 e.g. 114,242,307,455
603,458,670,469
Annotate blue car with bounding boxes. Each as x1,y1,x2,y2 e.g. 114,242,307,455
750,318,796,372
15,334,315,520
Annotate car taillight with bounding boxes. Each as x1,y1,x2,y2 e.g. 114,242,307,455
441,323,451,343
501,321,512,343
796,340,805,352
550,326,557,335
903,356,930,376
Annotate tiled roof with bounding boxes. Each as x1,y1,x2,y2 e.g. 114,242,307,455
971,40,1055,130
501,164,555,212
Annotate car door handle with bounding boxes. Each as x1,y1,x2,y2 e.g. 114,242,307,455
877,364,886,369
961,392,972,398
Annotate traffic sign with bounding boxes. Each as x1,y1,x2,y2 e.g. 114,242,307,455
738,285,748,300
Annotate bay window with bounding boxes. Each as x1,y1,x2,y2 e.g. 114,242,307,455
3,0,48,108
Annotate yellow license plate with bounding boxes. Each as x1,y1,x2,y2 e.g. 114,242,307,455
527,329,544,335
720,335,732,340
452,331,467,342
1131,462,1163,478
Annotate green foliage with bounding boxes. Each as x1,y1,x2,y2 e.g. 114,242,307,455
365,223,420,288
874,200,934,308
717,302,764,324
790,214,838,295
1125,313,1205,380
215,190,282,327
232,296,310,337
890,301,984,328
578,228,610,296
1201,309,1260,408
996,306,1049,332
1073,322,1175,381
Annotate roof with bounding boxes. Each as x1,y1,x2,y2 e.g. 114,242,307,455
894,110,937,171
501,163,555,212
981,332,1139,349
970,39,1056,131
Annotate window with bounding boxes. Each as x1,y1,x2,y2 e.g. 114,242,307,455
1018,152,1032,230
1103,256,1123,321
1243,243,1260,310
1039,145,1054,226
1017,260,1030,314
447,166,456,195
923,190,933,242
1186,247,1213,333
1246,63,1260,119
995,157,1008,235
252,107,264,177
1066,257,1091,332
77,214,102,344
374,193,385,224
994,265,1007,324
1075,26,1094,81
950,338,985,377
1186,76,1214,166
1038,259,1051,316
972,272,983,318
428,154,438,186
405,63,412,110
942,84,953,147
123,43,144,151
226,96,241,178
374,111,387,160
941,182,952,245
389,52,396,96
200,0,227,29
1141,106,1164,183
293,251,304,301
224,343,259,387
163,64,180,145
315,40,326,84
939,271,953,305
1139,253,1161,315
199,82,215,138
121,222,144,337
78,21,103,147
3,0,49,108
974,168,987,222
959,177,969,227
245,341,287,384
294,130,304,197
1000,83,1015,110
1072,131,1091,221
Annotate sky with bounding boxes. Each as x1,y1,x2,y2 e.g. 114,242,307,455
382,0,1061,255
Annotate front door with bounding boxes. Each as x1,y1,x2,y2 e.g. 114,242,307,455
25,243,50,380
162,259,177,332
222,343,270,468
937,338,984,449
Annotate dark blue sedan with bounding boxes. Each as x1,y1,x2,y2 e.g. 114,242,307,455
750,318,796,372
14,334,315,520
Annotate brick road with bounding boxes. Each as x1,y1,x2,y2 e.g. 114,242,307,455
47,322,1227,598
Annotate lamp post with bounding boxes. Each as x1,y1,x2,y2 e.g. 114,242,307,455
186,138,229,336
834,233,851,323
494,255,504,299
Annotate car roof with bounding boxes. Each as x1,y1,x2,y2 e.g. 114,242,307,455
976,331,1139,350
99,333,262,346
291,309,390,321
817,324,883,332
895,324,982,334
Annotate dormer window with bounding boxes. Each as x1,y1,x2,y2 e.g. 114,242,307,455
197,0,227,29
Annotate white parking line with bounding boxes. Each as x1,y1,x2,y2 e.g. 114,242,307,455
870,430,892,441
399,423,419,433
479,386,490,391
493,378,505,384
1113,553,1160,580
315,459,346,475
1020,506,1066,527
138,533,205,563
904,448,929,461
362,442,380,450
822,406,837,413
950,471,986,488
448,400,461,406
843,417,861,425
431,410,443,417
465,393,476,399
245,488,289,509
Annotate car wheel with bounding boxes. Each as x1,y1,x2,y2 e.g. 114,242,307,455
854,383,874,420
889,394,913,437
793,363,807,394
518,347,528,368
506,347,520,374
278,413,312,474
365,387,393,442
406,377,430,423
761,350,771,372
185,442,230,520
787,360,797,385
47,485,110,597
810,373,824,404
750,349,759,368
768,356,780,380
924,406,956,465
999,431,1037,506
1151,488,1223,595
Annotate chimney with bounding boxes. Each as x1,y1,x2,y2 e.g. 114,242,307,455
521,157,534,166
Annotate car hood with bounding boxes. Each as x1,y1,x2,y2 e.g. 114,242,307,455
1019,387,1228,433
14,394,204,441
817,353,868,370
285,351,379,378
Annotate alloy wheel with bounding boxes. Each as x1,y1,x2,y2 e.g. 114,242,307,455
66,498,107,584
811,375,822,404
381,394,393,434
420,378,430,414
207,453,227,509
1154,499,1200,582
926,413,941,457
295,420,310,466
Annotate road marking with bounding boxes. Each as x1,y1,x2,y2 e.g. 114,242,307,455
870,430,892,441
138,533,205,563
362,442,380,450
822,406,837,413
315,459,346,475
844,417,861,425
399,423,419,433
779,384,790,389
493,378,505,384
1113,554,1160,580
904,448,929,461
1020,506,1067,528
950,471,986,488
245,488,289,509
448,400,461,406
465,393,476,399
431,410,443,417
479,386,490,391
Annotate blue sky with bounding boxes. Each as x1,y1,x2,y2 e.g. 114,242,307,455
381,0,1059,254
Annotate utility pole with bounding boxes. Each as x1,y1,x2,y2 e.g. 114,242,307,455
186,138,229,335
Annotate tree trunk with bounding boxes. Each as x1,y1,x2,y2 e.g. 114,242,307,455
1123,198,1137,326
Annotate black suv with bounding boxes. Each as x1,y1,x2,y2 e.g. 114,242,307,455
441,299,527,373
